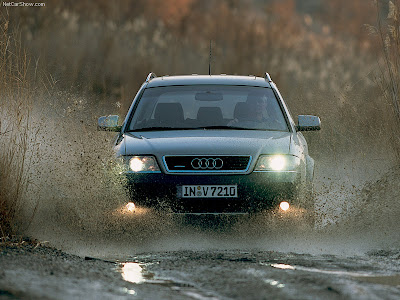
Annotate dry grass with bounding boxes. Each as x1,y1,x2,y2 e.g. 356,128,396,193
0,235,46,248
0,14,37,237
370,0,400,159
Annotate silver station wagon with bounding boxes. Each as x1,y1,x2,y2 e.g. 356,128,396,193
99,73,320,217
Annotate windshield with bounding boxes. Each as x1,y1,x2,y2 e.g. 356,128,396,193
127,85,289,131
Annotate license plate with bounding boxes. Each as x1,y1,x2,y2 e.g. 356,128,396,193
180,185,238,198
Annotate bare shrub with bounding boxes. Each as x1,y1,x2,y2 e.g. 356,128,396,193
0,15,38,237
368,0,400,159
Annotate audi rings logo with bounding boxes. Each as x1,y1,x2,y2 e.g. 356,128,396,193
191,157,224,170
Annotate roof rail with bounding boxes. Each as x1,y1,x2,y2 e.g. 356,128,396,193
146,72,157,82
264,73,272,83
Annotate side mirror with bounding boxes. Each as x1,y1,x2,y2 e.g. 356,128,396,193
98,115,122,132
297,115,321,131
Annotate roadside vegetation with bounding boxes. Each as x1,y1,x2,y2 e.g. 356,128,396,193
0,16,37,238
372,0,400,159
0,0,399,237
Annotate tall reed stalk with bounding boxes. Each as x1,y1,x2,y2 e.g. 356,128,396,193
372,0,400,158
0,14,35,238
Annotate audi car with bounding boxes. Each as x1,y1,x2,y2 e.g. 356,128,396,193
98,73,320,216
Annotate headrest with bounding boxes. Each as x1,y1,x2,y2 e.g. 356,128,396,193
197,107,223,121
154,103,184,122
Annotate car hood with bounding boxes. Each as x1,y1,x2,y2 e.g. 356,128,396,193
119,130,292,157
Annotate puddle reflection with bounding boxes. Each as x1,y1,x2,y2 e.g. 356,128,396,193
270,263,296,270
120,262,146,284
264,279,285,288
269,262,400,286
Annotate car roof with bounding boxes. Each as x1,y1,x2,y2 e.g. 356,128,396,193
146,75,272,88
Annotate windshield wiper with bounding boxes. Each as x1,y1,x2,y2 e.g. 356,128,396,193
127,125,267,132
127,127,193,132
192,125,264,130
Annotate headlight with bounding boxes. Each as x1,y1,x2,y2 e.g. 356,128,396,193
254,155,300,171
122,156,160,172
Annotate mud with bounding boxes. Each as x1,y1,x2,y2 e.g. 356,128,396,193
1,243,400,300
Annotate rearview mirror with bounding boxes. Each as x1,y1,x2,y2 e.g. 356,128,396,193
98,115,122,132
195,92,223,101
297,115,321,131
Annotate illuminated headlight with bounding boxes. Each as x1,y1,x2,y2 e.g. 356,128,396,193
123,156,160,172
254,155,300,171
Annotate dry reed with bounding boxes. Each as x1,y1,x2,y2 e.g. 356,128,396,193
0,13,38,237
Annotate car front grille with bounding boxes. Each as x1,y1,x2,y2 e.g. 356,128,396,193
163,156,251,173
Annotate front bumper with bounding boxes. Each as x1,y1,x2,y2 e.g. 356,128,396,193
124,171,301,213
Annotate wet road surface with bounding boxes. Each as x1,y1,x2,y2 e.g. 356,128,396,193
115,249,400,299
2,244,400,300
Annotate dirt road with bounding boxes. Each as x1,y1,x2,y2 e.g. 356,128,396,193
1,241,400,300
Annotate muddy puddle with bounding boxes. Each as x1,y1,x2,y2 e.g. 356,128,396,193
107,249,400,299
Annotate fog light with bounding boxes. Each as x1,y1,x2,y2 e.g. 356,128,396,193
125,202,136,212
279,201,290,211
